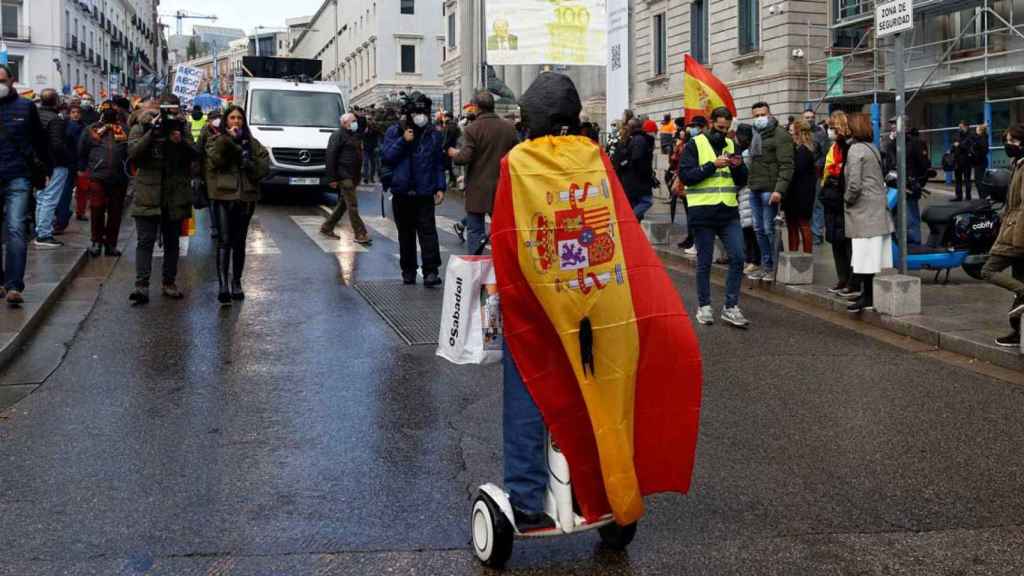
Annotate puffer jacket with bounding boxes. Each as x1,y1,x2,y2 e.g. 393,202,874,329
990,157,1024,258
205,130,270,202
738,187,754,229
748,118,794,197
381,121,446,197
127,111,198,220
38,105,71,167
78,122,129,185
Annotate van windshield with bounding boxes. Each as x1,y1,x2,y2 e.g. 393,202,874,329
249,90,344,128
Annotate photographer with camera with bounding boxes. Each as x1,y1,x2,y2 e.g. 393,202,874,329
206,105,269,305
380,92,447,286
78,100,129,257
126,94,198,305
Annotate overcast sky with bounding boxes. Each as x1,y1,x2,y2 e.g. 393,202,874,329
158,0,326,36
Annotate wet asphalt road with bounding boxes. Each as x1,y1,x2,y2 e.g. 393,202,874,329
2,186,1024,575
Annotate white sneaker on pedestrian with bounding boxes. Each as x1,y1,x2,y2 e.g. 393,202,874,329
721,306,750,328
696,305,714,325
747,270,765,280
743,263,760,275
684,246,698,256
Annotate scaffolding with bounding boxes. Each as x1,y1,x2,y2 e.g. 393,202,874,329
806,0,1024,163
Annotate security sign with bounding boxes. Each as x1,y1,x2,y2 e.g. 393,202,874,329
876,0,913,37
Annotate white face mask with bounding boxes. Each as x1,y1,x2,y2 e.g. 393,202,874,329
459,118,468,127
753,116,770,130
0,84,10,99
211,118,221,128
349,121,359,132
412,114,429,128
827,129,837,141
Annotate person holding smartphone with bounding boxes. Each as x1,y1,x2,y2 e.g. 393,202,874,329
678,106,751,328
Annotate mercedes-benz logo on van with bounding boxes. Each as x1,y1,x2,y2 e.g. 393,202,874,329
298,150,311,164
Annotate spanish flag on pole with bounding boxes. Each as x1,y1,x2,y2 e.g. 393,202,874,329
683,54,737,124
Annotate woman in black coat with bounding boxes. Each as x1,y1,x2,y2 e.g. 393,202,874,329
616,118,655,221
821,111,861,296
785,119,818,253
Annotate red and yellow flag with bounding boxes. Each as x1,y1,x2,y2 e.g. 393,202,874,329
492,136,703,525
684,54,737,124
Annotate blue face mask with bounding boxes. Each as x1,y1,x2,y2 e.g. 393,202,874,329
689,127,702,137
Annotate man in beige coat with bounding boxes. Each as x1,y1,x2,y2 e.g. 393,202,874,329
448,92,520,254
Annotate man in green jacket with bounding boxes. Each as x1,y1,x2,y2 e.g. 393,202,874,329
126,94,198,304
747,101,794,281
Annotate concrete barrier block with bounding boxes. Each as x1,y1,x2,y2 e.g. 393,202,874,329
641,221,672,246
874,274,921,317
776,252,814,285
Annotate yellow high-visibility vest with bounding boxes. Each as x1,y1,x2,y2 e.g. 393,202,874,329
687,133,738,208
189,116,207,141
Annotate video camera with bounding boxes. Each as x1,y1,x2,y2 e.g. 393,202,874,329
150,104,186,136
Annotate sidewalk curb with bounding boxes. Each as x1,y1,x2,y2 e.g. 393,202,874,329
655,246,1024,372
0,248,89,370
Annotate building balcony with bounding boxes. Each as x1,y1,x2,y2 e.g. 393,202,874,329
1,26,31,42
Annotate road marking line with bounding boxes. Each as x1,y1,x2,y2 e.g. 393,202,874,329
291,215,370,253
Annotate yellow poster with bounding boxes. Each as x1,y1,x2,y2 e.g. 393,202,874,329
485,0,607,66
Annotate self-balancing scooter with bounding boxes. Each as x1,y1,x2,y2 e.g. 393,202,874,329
471,436,638,568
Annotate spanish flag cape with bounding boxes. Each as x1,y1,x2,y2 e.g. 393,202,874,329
491,135,703,525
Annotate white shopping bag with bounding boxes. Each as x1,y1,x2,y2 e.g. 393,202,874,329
436,254,503,365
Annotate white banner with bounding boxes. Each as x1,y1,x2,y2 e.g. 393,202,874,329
485,0,607,66
605,0,629,132
171,65,204,108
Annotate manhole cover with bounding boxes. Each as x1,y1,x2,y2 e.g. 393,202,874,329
354,280,443,345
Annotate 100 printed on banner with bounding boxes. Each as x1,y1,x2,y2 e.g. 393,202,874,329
485,0,607,67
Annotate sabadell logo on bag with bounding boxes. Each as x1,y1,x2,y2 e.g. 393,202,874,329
448,277,464,346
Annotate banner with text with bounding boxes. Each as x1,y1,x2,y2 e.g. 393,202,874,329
485,0,607,66
605,0,629,132
172,65,205,108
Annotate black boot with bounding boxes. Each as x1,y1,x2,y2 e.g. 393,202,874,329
231,247,246,301
88,242,102,257
216,245,232,305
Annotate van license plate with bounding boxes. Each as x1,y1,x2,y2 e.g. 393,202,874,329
289,177,320,186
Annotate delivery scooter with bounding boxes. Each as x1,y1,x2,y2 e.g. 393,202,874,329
471,435,638,568
889,168,1007,283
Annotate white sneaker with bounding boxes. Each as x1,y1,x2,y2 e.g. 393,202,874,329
721,306,750,328
696,305,714,325
684,246,698,256
743,263,760,275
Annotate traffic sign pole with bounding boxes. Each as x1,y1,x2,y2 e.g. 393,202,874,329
895,32,907,274
876,0,913,274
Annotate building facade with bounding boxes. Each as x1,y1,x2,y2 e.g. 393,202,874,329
822,0,1024,168
291,0,446,109
4,0,161,97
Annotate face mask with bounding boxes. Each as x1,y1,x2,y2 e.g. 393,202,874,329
709,130,726,146
828,129,837,141
412,114,428,128
1006,143,1022,159
349,121,359,132
753,116,770,131
210,118,221,128
688,127,701,137
0,84,9,99
459,118,468,127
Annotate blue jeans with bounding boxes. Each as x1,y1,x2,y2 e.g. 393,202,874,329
694,218,745,308
750,191,779,272
465,211,487,255
907,196,922,245
811,182,825,242
55,170,76,230
632,195,654,222
362,148,379,182
503,344,547,514
1,178,32,292
36,167,68,238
